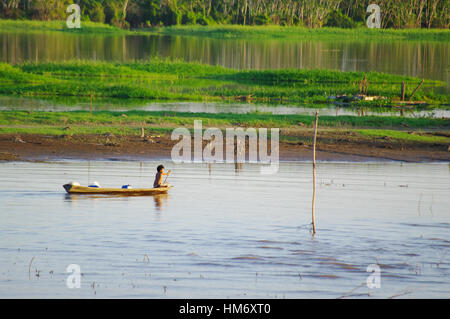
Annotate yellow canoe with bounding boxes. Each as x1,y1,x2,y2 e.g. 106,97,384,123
63,184,171,196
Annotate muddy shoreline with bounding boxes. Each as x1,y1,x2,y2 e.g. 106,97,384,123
0,133,449,163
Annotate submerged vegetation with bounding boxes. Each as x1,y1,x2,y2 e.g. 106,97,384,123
0,60,447,107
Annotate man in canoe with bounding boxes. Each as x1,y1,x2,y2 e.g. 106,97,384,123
154,164,171,188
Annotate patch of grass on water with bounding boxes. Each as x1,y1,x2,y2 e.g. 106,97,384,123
0,63,52,83
0,60,446,106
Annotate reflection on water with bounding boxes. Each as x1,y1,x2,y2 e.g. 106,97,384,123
0,160,449,298
1,32,448,90
0,95,448,118
65,192,170,212
153,194,169,211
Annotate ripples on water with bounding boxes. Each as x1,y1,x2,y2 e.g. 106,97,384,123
0,161,449,298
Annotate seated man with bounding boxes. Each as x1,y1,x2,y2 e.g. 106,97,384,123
153,164,171,188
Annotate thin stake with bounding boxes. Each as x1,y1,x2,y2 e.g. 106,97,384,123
401,82,406,101
408,79,424,101
90,93,93,115
28,256,35,280
312,111,319,235
363,74,368,95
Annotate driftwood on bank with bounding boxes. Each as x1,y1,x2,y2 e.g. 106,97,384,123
408,79,425,101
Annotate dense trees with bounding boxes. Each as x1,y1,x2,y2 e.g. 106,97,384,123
0,0,448,28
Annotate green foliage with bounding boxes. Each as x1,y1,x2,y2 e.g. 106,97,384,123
325,10,357,28
1,0,447,29
0,63,51,83
254,14,271,26
104,1,122,25
182,11,197,25
27,0,72,21
161,1,182,26
0,60,446,107
82,1,105,23
196,15,215,26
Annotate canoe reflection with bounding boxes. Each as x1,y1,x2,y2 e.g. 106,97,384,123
153,193,169,211
64,193,170,211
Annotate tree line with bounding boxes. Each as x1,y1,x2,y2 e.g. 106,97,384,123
0,0,448,29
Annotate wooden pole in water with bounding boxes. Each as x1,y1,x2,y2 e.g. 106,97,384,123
401,82,406,101
312,111,319,235
90,93,93,115
363,75,368,95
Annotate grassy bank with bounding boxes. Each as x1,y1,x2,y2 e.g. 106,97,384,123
1,19,449,42
1,110,449,129
0,19,127,34
0,60,446,107
1,110,449,145
147,25,450,42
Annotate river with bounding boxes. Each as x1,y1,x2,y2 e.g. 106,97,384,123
0,96,449,118
0,160,449,298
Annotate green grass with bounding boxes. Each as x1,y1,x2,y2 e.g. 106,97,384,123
0,60,446,106
1,19,449,42
0,110,448,129
0,19,128,34
1,110,449,146
357,129,450,144
0,124,206,137
146,25,450,42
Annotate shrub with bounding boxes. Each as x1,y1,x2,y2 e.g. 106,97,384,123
161,3,181,26
82,2,105,23
253,14,271,25
324,10,357,28
196,15,212,26
182,11,196,25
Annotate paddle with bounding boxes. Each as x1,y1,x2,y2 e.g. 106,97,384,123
163,170,171,185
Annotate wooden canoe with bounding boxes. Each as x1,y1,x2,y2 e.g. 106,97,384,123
63,184,171,196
